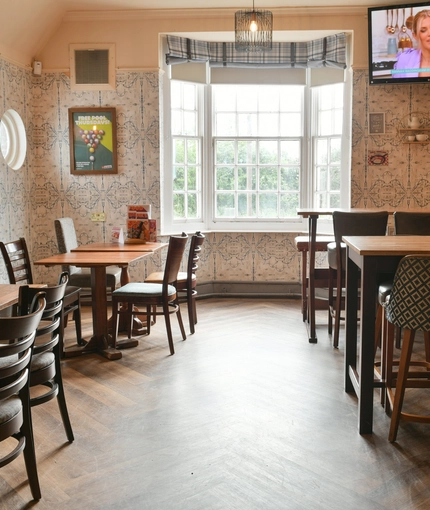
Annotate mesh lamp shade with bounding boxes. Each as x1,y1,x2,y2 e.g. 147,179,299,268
235,9,273,52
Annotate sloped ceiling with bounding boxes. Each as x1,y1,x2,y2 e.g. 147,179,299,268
0,0,406,65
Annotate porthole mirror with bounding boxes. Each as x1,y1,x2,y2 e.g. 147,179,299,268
0,109,27,170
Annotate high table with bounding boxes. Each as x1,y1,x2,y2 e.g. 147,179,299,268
343,235,430,434
34,248,163,360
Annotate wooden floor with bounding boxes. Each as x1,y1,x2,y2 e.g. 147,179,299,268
2,298,430,509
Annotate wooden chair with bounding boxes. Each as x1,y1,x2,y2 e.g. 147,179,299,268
145,231,205,334
327,211,389,348
0,237,84,351
112,233,188,355
54,217,121,300
0,293,45,501
18,273,74,442
382,255,430,442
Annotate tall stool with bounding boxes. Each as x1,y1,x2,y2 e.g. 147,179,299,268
383,255,430,442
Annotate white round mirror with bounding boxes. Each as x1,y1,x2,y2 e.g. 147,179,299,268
0,109,27,170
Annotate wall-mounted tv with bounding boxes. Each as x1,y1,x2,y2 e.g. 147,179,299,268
368,2,430,84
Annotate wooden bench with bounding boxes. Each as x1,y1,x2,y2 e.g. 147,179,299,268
295,235,334,322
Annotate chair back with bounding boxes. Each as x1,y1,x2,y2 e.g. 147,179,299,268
0,237,34,284
385,255,430,331
18,272,68,357
186,231,205,287
54,217,79,275
163,233,188,288
332,211,389,245
394,211,430,235
0,294,45,396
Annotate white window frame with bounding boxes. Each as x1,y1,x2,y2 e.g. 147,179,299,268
161,52,351,236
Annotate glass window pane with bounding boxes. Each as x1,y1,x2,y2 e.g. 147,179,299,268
187,139,197,164
258,87,279,111
215,113,236,136
330,166,341,190
259,141,278,164
187,193,197,218
280,141,300,165
259,113,279,136
183,83,196,110
216,167,234,190
237,87,258,111
216,194,235,216
188,166,197,190
173,139,185,164
171,111,182,136
184,111,196,136
216,141,235,164
238,113,257,136
280,113,302,136
238,141,256,164
259,167,278,191
238,193,256,217
280,167,299,191
174,193,185,219
330,138,341,164
259,194,278,217
280,193,299,217
173,166,185,190
316,139,327,165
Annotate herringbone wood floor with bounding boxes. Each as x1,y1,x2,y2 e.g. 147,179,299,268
2,298,430,509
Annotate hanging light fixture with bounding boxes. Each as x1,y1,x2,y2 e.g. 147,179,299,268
235,0,273,52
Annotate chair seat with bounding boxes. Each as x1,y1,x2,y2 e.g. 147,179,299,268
113,282,177,298
378,281,393,305
31,352,55,372
327,242,346,270
0,396,21,425
68,267,120,288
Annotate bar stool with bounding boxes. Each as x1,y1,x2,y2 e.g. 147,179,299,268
383,255,430,442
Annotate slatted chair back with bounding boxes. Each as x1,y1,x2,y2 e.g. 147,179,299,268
0,237,33,284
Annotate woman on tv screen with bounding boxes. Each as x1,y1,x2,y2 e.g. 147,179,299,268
394,9,430,78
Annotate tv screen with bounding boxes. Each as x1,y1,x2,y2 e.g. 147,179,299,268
368,2,430,84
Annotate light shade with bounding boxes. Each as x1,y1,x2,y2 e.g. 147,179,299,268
235,9,273,53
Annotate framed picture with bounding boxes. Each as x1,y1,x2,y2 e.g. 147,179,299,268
68,107,117,175
368,112,385,135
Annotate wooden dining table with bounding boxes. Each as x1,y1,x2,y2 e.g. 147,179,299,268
343,235,430,434
34,243,166,360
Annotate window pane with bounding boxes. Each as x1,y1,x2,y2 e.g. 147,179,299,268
173,193,185,218
280,113,302,136
280,193,299,217
280,167,299,191
174,139,185,163
187,193,197,218
259,167,278,191
237,87,258,111
280,141,300,165
259,194,278,217
187,139,197,164
173,166,185,190
188,166,197,190
238,193,256,217
217,194,235,216
259,113,279,136
216,141,235,164
215,113,236,136
216,167,234,190
184,111,196,136
259,141,278,164
238,141,256,164
238,113,257,136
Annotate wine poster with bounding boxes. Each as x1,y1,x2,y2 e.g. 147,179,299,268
68,107,117,175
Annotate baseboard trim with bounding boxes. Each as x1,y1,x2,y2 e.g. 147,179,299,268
196,281,301,299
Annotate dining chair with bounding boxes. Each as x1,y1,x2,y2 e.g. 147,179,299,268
18,273,74,442
375,211,430,401
327,210,389,348
382,255,430,442
145,231,205,334
0,293,46,501
111,233,188,355
54,217,121,300
0,237,84,351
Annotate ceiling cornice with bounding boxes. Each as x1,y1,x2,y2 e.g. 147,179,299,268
63,6,369,22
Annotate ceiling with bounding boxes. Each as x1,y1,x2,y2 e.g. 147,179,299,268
0,0,411,65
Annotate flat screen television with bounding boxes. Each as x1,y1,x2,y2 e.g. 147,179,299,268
368,2,430,84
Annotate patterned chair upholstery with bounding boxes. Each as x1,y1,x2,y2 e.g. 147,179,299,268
383,255,430,442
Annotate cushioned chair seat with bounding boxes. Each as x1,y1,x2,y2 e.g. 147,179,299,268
0,396,21,424
31,352,55,372
113,282,177,298
67,267,119,288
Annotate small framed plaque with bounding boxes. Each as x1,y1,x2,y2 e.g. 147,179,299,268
368,112,385,135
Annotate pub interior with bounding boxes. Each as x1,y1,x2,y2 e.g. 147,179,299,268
1,0,430,508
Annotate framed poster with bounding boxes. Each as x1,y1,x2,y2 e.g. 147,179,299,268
68,107,117,175
368,112,385,135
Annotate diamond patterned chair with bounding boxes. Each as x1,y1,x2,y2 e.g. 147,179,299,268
0,293,45,501
382,255,430,442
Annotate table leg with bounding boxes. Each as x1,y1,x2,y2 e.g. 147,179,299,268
306,215,318,343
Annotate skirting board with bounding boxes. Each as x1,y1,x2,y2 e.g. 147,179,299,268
196,281,302,299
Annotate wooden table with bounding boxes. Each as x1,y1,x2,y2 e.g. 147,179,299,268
343,235,430,434
34,250,160,360
0,284,22,312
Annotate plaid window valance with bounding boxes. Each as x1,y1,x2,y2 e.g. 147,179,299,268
165,33,347,69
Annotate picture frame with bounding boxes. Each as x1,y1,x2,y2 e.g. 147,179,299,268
68,107,117,175
368,112,385,135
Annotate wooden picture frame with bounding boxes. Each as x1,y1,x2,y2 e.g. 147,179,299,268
368,112,385,135
68,107,117,175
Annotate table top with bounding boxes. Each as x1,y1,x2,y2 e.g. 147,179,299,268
297,208,430,218
0,284,21,311
72,241,167,253
343,235,430,256
34,251,152,268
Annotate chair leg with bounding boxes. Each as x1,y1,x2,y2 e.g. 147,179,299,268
55,371,74,442
21,388,41,500
333,269,343,349
73,300,84,345
163,303,175,355
176,302,187,341
187,291,195,335
328,266,334,335
111,298,119,349
388,329,415,442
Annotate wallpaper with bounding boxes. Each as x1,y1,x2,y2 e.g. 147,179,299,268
0,59,429,293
